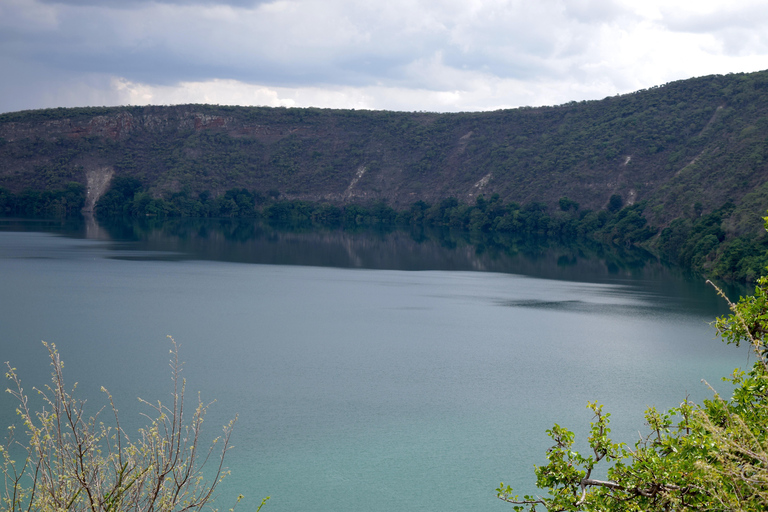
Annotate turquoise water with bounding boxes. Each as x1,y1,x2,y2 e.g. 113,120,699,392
0,222,751,511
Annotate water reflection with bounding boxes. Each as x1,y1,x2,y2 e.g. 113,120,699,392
0,215,749,303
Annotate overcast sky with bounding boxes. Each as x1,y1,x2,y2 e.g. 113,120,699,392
2,0,767,114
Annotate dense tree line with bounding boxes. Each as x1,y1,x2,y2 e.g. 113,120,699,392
1,177,766,282
91,180,658,244
0,183,85,217
88,179,768,281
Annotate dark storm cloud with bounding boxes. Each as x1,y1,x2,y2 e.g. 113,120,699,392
3,0,454,91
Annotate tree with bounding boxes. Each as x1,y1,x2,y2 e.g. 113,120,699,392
558,197,579,212
607,194,623,213
497,263,768,510
1,337,268,512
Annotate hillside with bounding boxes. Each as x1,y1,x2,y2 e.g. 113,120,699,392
2,70,768,233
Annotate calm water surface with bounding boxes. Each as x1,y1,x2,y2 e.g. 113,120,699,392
0,219,753,512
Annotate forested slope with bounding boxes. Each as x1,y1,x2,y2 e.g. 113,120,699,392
2,70,768,229
4,70,768,280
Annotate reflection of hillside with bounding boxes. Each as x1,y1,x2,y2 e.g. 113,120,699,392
85,217,750,311
0,215,750,313
90,217,659,281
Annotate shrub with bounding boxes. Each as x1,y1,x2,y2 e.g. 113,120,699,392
1,337,267,512
498,273,768,511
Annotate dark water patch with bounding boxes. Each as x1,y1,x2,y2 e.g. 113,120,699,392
108,252,188,262
497,298,674,317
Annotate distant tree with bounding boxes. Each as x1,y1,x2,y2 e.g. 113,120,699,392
607,194,623,213
559,197,580,212
96,177,143,217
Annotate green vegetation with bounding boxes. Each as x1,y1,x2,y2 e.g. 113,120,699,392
85,175,768,281
497,234,768,510
1,337,267,512
0,184,85,218
2,71,768,225
657,203,768,281
4,70,768,281
94,179,266,219
3,169,767,281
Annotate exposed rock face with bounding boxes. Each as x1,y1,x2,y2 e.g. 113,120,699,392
0,110,234,142
84,113,135,140
84,166,114,212
191,113,230,131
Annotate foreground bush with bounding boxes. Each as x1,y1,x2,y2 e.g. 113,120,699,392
498,276,768,510
1,337,266,512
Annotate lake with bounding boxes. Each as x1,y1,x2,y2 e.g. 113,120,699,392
0,217,753,512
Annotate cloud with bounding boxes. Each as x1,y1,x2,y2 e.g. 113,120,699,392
37,0,268,7
656,1,768,57
1,0,768,114
563,0,627,23
108,70,628,113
